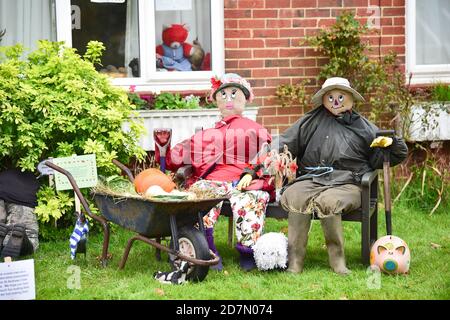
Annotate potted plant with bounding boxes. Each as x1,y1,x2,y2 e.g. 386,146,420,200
407,83,450,142
125,89,259,151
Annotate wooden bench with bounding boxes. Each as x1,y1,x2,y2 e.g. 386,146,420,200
176,167,379,266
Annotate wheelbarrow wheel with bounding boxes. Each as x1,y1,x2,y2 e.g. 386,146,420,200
169,227,210,282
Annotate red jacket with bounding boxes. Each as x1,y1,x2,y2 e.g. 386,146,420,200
156,115,272,184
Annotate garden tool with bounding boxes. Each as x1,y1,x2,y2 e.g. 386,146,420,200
370,129,395,235
154,128,172,173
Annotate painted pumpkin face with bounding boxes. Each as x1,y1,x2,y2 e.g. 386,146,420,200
216,86,246,118
322,89,354,116
370,235,411,274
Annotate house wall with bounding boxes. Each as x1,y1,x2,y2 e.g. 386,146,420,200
223,0,406,133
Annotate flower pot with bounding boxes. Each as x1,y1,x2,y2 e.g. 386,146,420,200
407,103,450,141
125,106,259,151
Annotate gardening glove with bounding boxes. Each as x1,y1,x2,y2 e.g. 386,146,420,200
370,136,393,148
236,174,252,191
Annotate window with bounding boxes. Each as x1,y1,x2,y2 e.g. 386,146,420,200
0,0,57,52
406,0,450,84
56,0,224,91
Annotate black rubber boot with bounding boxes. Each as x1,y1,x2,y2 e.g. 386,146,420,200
1,224,26,258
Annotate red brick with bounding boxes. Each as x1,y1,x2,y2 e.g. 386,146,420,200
381,45,405,55
239,59,264,68
225,40,239,48
226,49,253,59
304,67,321,76
318,18,338,27
382,26,404,35
254,87,278,97
266,39,291,47
225,19,238,28
279,9,305,18
343,0,368,6
317,0,342,6
304,48,320,57
238,0,265,8
224,9,252,19
305,8,331,17
263,115,291,125
227,69,251,78
239,19,266,28
293,18,317,28
254,49,279,58
239,39,265,48
393,17,405,26
249,78,266,87
280,28,305,37
383,7,405,16
253,9,278,18
266,19,292,28
277,106,303,115
258,107,278,116
305,29,320,37
253,29,279,38
266,77,291,87
392,0,405,6
225,60,238,68
393,36,405,45
280,48,305,58
265,59,291,67
291,58,316,67
252,68,279,77
225,30,251,38
292,0,317,8
224,0,238,8
280,68,305,77
265,0,291,8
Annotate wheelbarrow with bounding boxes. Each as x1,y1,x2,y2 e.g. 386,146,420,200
43,160,224,282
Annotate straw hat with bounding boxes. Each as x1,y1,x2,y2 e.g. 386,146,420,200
311,77,365,107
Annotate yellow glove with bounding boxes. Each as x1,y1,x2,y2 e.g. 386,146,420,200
370,136,393,148
236,174,253,191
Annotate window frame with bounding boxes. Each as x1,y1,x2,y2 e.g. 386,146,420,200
406,0,450,84
55,0,224,92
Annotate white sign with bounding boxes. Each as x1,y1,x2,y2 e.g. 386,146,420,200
0,259,36,300
53,154,98,191
156,0,192,11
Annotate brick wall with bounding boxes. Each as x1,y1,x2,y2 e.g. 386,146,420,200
223,0,406,133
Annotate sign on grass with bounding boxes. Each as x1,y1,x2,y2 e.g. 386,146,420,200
0,259,35,300
53,154,98,191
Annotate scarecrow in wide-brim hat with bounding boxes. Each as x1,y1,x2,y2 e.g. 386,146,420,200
272,77,408,275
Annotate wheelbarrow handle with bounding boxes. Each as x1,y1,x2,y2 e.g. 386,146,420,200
112,159,135,183
44,161,107,226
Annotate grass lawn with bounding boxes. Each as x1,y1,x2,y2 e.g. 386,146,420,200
33,202,449,300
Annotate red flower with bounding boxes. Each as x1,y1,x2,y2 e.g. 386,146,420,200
211,77,222,90
129,85,136,93
238,209,246,217
289,162,298,173
251,223,261,231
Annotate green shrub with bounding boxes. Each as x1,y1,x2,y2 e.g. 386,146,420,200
431,83,450,102
0,40,146,232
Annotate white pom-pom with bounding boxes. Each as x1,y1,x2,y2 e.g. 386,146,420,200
253,232,288,271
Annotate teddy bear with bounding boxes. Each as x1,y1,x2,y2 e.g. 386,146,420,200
156,24,194,72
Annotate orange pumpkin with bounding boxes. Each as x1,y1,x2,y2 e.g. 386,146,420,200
134,168,176,193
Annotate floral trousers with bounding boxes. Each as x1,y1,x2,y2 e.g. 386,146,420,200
192,180,270,247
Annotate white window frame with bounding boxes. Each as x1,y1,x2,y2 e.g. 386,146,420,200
55,0,224,92
406,0,450,85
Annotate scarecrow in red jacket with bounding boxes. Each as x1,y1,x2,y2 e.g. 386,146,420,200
275,77,408,275
156,73,273,271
